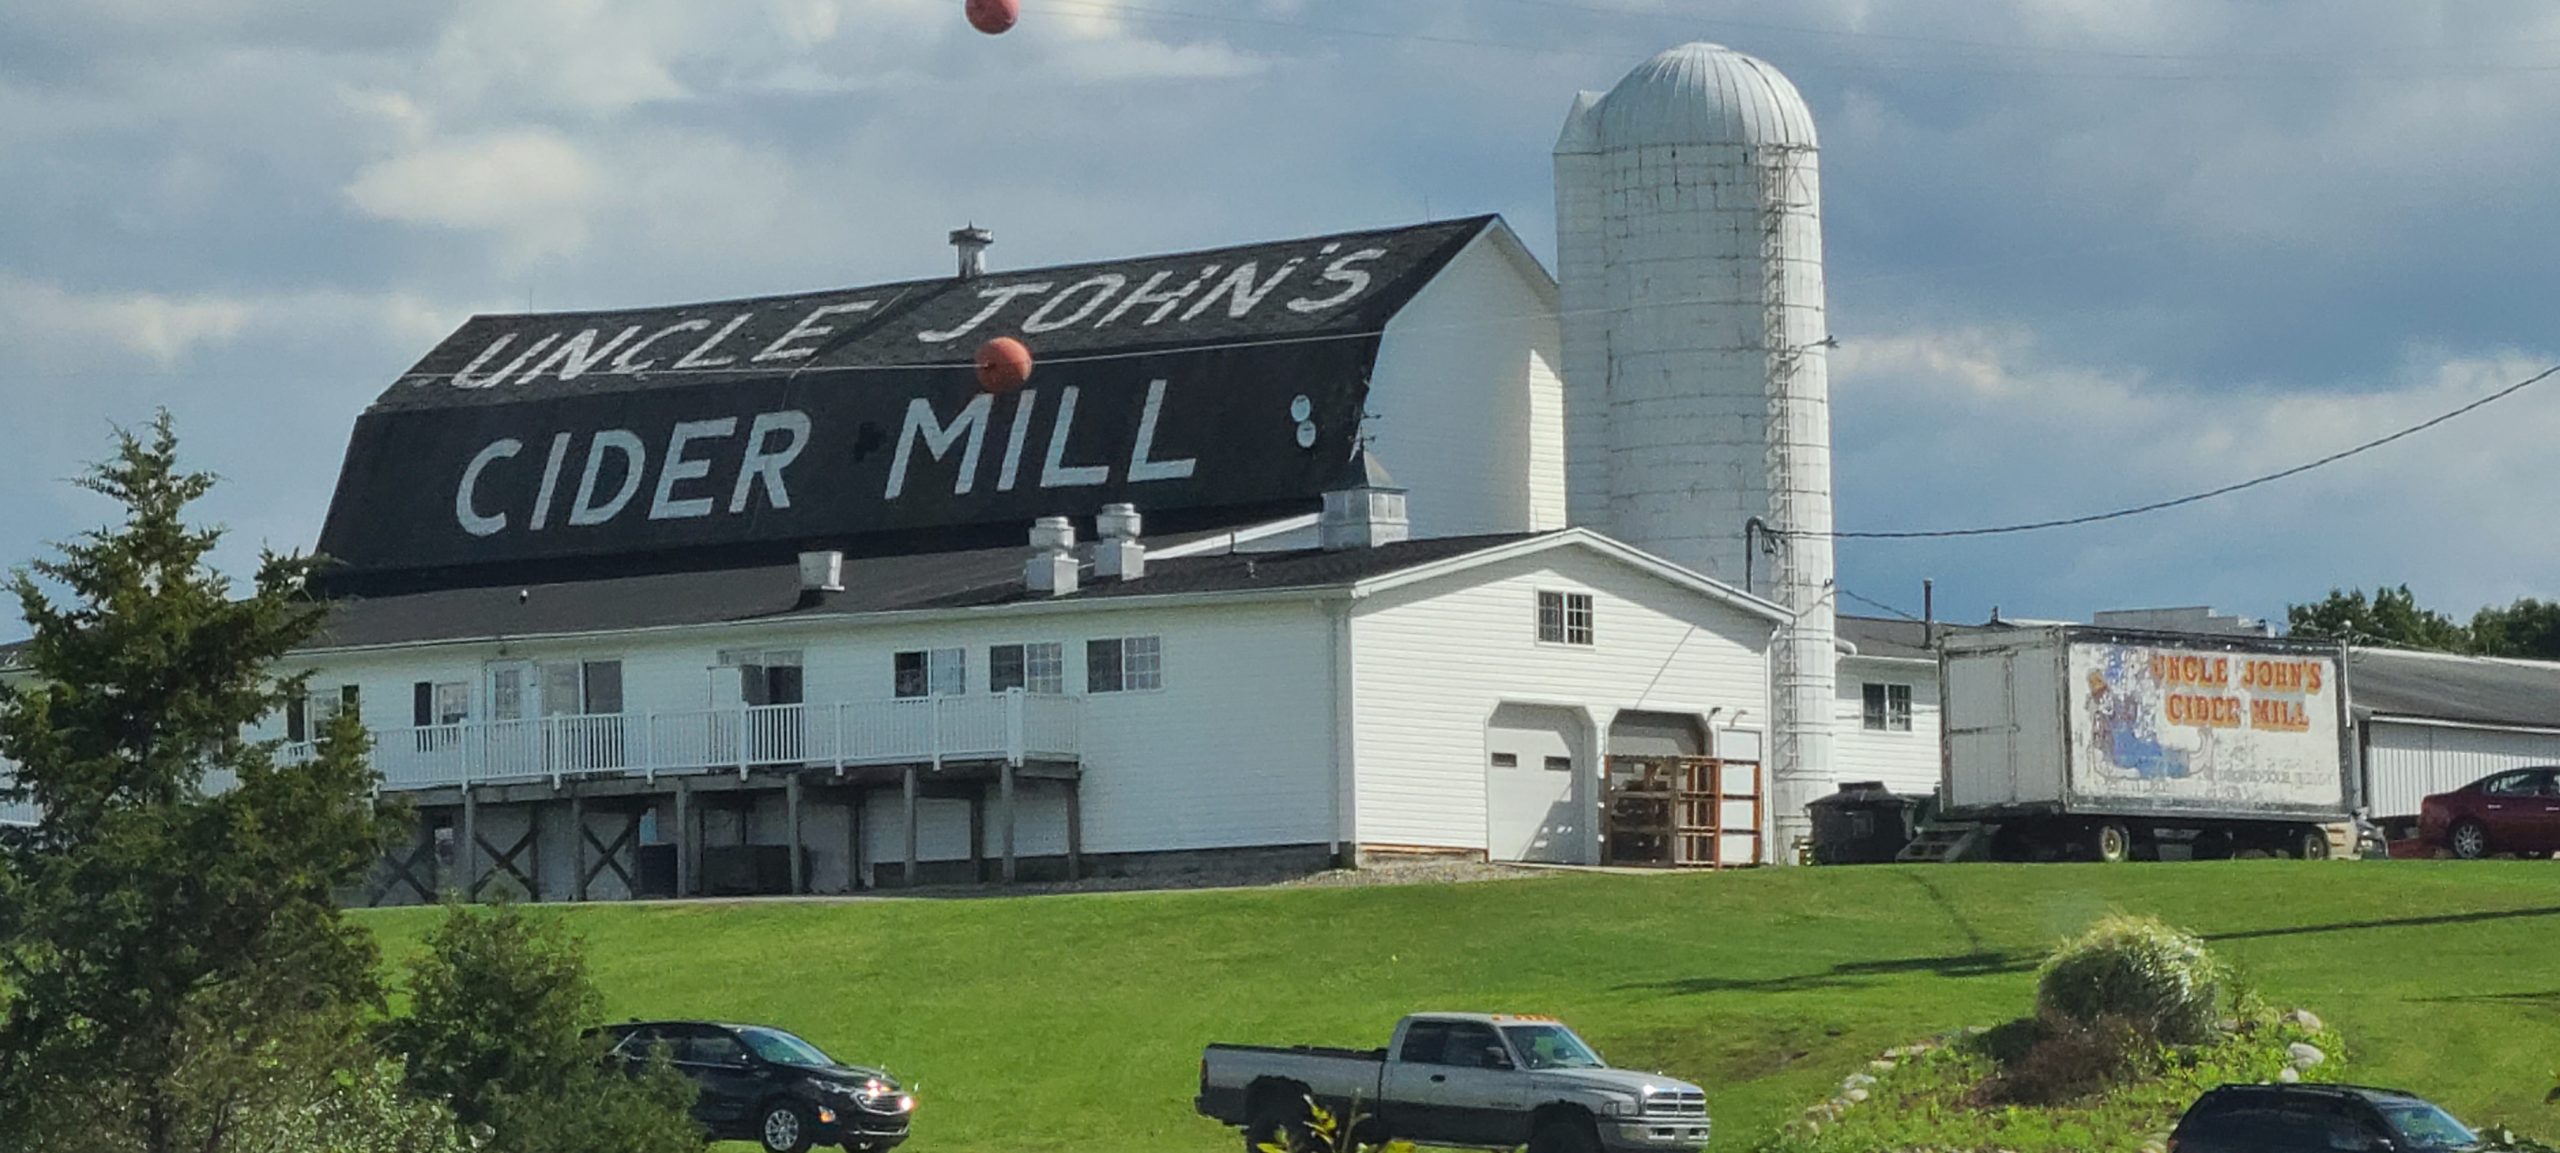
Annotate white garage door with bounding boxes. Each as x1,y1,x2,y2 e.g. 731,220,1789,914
1486,704,1586,864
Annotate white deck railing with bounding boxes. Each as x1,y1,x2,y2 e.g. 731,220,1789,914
290,690,1080,792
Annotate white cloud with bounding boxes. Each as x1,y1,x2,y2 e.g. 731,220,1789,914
0,278,254,367
343,129,601,262
1833,327,2560,613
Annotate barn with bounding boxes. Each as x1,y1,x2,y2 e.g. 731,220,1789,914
219,211,1800,903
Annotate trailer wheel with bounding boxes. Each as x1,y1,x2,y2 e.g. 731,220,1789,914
2094,822,2134,864
2192,829,2235,860
2295,827,2332,861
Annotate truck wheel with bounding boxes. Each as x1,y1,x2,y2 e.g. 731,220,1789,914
1245,1098,1309,1153
2449,819,2491,860
2295,827,2332,861
1529,1117,1603,1153
2094,822,2134,864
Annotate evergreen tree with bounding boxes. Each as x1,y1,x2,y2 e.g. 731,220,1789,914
0,414,405,1152
2470,598,2560,661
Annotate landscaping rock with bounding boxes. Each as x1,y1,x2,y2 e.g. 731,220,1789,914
2287,1009,2325,1032
1846,1088,1870,1104
2279,1066,2303,1084
1843,1073,1878,1091
1869,1059,1898,1072
2287,1042,2327,1069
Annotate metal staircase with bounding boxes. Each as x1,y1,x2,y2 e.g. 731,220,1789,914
1897,821,1990,864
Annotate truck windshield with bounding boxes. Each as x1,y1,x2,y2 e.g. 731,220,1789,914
1502,1024,1604,1070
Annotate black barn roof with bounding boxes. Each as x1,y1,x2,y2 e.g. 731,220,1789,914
316,217,1502,594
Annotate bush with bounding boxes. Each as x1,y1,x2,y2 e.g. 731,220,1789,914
2036,915,2226,1044
1983,1015,2150,1106
381,901,698,1153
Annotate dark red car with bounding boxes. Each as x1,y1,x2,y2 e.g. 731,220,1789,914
2416,767,2560,860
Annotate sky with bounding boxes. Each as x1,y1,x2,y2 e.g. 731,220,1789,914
3,0,2558,630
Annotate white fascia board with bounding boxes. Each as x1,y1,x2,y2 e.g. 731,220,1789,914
293,585,1350,660
2360,713,2560,738
1348,528,1791,625
1840,653,1937,668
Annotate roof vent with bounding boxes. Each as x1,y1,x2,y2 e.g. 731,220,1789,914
1026,516,1078,596
1095,503,1145,581
950,224,993,280
1320,450,1410,552
798,550,845,593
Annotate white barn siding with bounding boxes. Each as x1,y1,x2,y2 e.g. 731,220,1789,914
282,598,1339,870
1368,227,1567,538
1349,545,1772,856
2364,720,2560,820
1831,659,1943,798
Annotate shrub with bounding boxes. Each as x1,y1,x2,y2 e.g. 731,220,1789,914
1982,1015,2152,1106
381,901,698,1153
2036,915,2226,1044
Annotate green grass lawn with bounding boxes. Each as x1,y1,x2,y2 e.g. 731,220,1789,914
357,862,2560,1152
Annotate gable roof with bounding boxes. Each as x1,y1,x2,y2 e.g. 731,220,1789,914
316,217,1508,590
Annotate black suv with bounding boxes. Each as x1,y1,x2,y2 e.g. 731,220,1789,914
593,1020,914,1153
2171,1084,2481,1152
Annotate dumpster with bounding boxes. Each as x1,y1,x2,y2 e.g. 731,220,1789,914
1807,781,1924,864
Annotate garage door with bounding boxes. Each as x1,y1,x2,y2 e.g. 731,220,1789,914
2367,720,2560,820
1486,704,1586,864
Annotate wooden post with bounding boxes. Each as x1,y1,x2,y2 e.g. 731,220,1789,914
902,765,919,888
999,761,1017,885
785,773,805,896
845,790,865,893
460,788,480,902
1065,782,1083,882
674,778,693,899
967,787,986,884
571,794,588,901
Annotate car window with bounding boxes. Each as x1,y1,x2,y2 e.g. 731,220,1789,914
1398,1021,1453,1064
738,1027,835,1068
1440,1023,1511,1070
1502,1024,1605,1070
2177,1100,2283,1144
2378,1101,2479,1149
677,1028,748,1066
2484,772,2542,797
610,1026,668,1059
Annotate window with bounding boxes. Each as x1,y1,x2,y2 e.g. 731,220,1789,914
581,661,625,715
1490,752,1519,769
411,681,469,750
1393,1020,1510,1068
718,649,803,707
1537,591,1594,645
1086,636,1163,693
990,642,1066,694
894,649,966,699
286,686,360,743
1398,1020,1454,1064
1862,683,1913,732
1544,756,1574,773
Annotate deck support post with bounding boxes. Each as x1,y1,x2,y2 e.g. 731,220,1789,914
902,765,919,889
674,777,694,898
785,773,805,896
570,793,588,902
846,790,866,893
967,788,986,884
459,787,480,902
1000,761,1017,885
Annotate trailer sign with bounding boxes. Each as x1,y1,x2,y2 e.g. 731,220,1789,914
2068,642,2345,808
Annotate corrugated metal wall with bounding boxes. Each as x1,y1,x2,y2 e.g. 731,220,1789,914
2364,719,2560,820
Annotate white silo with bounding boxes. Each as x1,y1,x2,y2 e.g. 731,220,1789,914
1555,43,1837,858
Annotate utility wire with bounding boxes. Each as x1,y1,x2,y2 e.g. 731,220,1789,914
1839,588,1924,622
1825,361,2560,541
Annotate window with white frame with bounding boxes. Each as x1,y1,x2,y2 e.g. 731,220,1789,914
1537,591,1594,646
1085,636,1162,693
718,649,804,707
894,649,966,698
1862,683,1913,732
990,642,1065,694
286,685,361,744
409,681,470,750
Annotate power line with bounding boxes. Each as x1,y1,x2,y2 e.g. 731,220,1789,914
1825,361,2560,541
1839,588,1923,621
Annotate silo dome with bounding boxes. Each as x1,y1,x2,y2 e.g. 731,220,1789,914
1594,42,1817,150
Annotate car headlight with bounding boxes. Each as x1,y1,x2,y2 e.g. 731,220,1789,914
1597,1094,1642,1117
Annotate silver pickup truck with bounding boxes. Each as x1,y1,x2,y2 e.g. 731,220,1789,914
1195,1013,1710,1153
